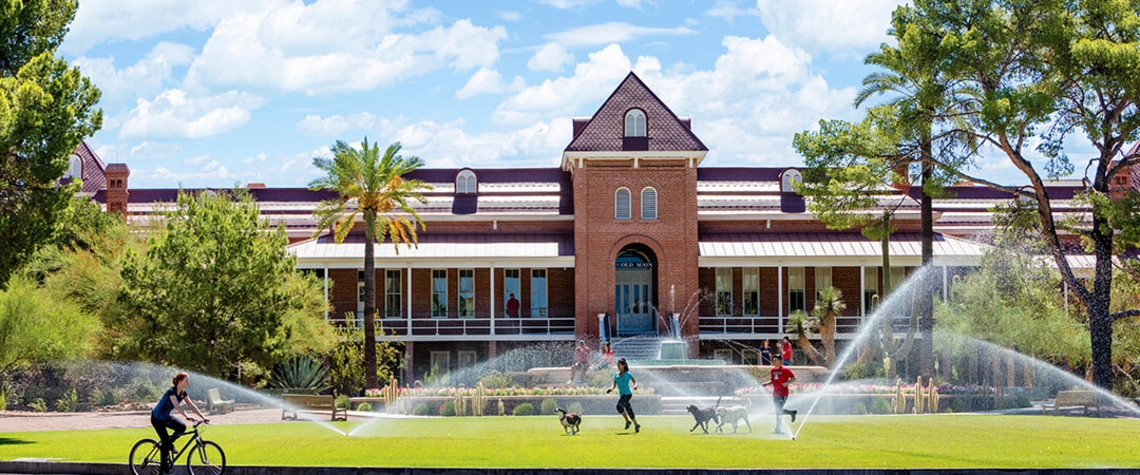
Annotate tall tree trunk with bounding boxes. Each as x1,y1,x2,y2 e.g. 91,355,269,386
919,158,935,379
1089,219,1115,390
363,212,379,390
822,314,835,366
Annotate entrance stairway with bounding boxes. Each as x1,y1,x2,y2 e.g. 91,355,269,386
611,337,660,361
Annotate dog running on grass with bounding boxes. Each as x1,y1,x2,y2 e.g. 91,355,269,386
556,407,582,435
686,396,722,434
715,397,753,434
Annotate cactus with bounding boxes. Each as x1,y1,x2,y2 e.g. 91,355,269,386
498,399,505,416
472,382,485,417
929,379,940,413
913,375,924,414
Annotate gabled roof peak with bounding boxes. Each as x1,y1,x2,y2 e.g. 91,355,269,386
563,72,707,154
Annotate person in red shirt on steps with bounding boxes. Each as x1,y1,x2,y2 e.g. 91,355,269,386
762,358,798,434
780,336,793,365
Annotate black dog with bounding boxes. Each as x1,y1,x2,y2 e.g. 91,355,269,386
556,407,581,435
686,396,722,434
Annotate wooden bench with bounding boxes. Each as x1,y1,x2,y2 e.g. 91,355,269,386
1041,390,1101,417
206,388,234,414
281,394,347,421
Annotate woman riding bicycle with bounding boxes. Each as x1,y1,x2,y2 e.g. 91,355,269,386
151,372,209,473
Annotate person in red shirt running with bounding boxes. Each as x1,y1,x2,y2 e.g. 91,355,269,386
762,357,798,434
780,336,793,365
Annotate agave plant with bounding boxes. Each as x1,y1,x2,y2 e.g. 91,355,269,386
270,356,332,394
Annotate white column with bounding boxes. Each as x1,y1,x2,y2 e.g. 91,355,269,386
859,265,865,318
777,265,783,336
406,266,413,336
942,265,948,301
490,264,496,335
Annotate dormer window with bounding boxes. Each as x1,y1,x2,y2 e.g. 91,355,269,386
66,155,81,179
624,109,646,137
456,169,477,194
780,169,802,192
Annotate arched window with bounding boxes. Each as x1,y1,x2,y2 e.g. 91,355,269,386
615,188,631,220
780,169,802,192
624,109,646,137
456,169,477,194
641,187,657,220
66,155,81,179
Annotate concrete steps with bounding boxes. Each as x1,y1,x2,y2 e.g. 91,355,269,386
612,337,660,361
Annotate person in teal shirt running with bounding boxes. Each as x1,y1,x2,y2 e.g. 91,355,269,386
606,358,640,433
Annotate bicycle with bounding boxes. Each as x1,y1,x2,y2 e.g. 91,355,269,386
129,420,226,475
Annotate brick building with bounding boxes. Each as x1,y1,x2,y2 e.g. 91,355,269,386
79,72,1137,380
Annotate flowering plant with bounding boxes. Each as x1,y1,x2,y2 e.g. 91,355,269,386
364,388,382,397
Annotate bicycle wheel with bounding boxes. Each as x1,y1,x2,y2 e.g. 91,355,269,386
186,440,226,475
128,438,163,475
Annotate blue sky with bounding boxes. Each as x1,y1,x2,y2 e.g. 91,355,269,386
62,0,1067,189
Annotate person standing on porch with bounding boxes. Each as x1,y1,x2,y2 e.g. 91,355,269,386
760,340,771,366
506,293,520,318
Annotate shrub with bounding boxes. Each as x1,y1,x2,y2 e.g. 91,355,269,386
540,398,558,415
270,356,331,395
478,371,515,388
412,402,432,416
567,401,583,415
512,402,534,416
356,402,372,412
29,398,47,413
851,401,868,415
54,388,78,412
335,394,351,410
590,370,612,388
870,397,891,414
442,401,457,416
948,396,967,413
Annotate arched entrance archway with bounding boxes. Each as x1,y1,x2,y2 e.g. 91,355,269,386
615,244,657,335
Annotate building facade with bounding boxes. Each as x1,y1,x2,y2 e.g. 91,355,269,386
80,72,1137,381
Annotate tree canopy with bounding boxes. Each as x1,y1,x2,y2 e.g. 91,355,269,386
0,0,102,289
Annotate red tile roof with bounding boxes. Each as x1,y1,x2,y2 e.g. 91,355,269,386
564,72,707,153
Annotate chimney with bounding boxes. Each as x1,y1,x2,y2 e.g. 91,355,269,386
247,183,267,189
104,163,130,221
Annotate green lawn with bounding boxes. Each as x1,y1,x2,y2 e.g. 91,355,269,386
1,414,1138,469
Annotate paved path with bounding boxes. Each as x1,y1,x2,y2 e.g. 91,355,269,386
0,407,286,432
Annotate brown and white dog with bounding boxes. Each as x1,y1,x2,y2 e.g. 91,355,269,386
556,407,581,435
686,396,722,434
715,397,753,434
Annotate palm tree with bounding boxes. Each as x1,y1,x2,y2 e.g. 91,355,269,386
309,139,430,390
812,286,847,367
784,310,822,365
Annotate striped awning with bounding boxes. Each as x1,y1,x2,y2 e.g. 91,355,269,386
697,232,988,266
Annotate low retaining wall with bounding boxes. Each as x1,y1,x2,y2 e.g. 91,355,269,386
365,395,663,416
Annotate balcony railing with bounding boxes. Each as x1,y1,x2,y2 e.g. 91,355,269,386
327,306,575,338
699,314,918,337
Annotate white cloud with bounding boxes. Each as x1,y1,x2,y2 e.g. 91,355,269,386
546,22,697,48
184,154,212,166
388,118,572,168
63,0,277,55
242,153,267,164
498,11,522,21
536,0,646,8
455,68,525,99
528,43,575,72
616,0,643,7
183,1,506,95
493,44,633,126
74,42,196,107
296,113,380,137
120,89,266,139
705,1,760,24
754,0,905,53
129,141,181,160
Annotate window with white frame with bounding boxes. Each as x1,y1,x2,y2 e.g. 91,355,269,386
456,169,477,193
615,188,631,220
531,269,548,318
624,109,646,137
864,267,879,314
815,266,832,298
788,267,806,313
458,351,477,368
714,348,733,363
503,269,520,317
431,269,448,317
743,268,759,316
354,270,365,328
458,269,474,318
430,351,450,375
716,268,733,316
641,187,657,220
385,269,401,318
66,155,81,179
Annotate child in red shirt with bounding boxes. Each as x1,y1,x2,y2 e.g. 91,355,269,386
762,358,798,434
